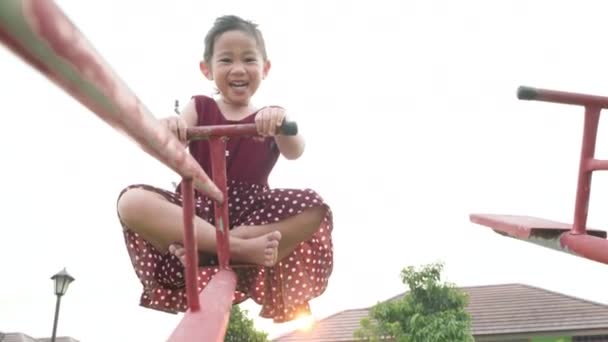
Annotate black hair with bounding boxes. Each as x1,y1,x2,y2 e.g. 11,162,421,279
203,15,267,63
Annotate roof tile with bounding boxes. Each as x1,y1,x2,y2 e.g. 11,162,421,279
274,283,608,341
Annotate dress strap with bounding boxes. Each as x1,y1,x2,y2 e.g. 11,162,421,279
192,95,221,126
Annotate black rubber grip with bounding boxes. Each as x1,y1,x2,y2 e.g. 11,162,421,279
517,86,539,100
279,121,298,136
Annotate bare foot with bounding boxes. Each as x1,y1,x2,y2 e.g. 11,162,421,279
235,231,282,267
230,225,253,239
230,225,279,240
168,231,282,268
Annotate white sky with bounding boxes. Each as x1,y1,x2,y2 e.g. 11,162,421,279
3,0,608,341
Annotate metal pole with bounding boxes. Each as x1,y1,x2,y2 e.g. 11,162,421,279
571,106,601,235
50,294,62,342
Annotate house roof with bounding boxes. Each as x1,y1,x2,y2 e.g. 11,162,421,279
273,283,608,341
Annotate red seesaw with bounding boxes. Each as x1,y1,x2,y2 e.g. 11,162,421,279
0,0,301,340
168,121,297,342
470,86,608,265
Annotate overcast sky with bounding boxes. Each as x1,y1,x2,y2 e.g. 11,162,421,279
3,0,608,341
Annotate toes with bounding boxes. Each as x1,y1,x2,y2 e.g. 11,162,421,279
266,231,282,242
265,253,277,267
263,240,279,267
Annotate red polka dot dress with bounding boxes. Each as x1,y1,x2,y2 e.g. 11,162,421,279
117,95,334,323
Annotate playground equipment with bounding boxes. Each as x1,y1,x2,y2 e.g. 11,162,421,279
168,121,296,341
0,1,298,340
470,86,608,265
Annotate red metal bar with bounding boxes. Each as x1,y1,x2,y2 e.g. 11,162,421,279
572,106,602,235
586,159,608,171
187,121,297,140
0,0,222,201
560,233,608,265
187,124,258,140
209,138,232,269
167,269,237,342
180,178,200,311
518,86,608,108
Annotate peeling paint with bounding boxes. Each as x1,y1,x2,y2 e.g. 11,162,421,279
217,217,224,233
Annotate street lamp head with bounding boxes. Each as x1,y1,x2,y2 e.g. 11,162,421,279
51,268,75,297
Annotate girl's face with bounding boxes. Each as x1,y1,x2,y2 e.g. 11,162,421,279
200,30,270,107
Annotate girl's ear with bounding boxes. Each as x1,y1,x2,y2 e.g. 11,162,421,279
263,59,271,79
199,61,213,80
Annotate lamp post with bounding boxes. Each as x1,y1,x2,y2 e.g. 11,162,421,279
50,268,75,342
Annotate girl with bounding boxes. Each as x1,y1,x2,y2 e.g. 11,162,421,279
116,15,333,323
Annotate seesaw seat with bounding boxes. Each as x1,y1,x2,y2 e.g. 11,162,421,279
167,269,237,342
467,86,608,265
470,214,607,239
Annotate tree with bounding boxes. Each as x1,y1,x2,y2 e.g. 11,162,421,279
354,262,474,342
225,304,270,342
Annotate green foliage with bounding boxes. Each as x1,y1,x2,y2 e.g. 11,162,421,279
354,262,474,342
224,305,270,342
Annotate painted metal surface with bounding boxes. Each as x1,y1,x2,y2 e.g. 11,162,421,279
0,0,222,201
470,214,608,262
571,105,601,235
180,178,200,312
560,233,608,265
209,137,232,270
187,121,298,140
166,269,237,342
471,86,608,265
169,121,297,339
517,85,608,108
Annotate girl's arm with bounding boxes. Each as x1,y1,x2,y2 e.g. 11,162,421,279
275,133,305,160
179,98,198,127
255,106,304,160
160,98,197,146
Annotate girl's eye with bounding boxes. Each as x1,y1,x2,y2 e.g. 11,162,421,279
219,58,231,63
245,58,257,63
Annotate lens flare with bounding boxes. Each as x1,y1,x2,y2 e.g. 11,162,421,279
295,313,316,332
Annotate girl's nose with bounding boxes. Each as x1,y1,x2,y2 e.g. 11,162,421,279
231,63,246,74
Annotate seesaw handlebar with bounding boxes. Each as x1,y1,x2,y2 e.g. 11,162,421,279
517,85,608,109
186,121,298,140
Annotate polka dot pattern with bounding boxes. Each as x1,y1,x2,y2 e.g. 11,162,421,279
118,180,333,323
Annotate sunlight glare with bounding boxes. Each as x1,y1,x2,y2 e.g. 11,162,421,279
295,313,316,332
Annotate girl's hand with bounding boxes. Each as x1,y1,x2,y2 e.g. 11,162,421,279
255,106,286,136
160,116,189,145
